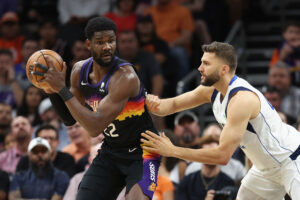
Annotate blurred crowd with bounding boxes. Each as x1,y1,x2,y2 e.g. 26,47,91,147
0,0,299,200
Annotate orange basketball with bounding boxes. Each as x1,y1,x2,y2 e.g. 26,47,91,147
26,49,63,89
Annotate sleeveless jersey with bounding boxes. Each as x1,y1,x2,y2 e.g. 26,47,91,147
211,75,300,170
78,56,157,148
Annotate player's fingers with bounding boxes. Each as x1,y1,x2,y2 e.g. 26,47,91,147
62,62,67,73
31,71,44,76
141,133,156,143
44,56,57,70
34,62,48,71
141,145,158,154
140,138,155,147
145,130,161,139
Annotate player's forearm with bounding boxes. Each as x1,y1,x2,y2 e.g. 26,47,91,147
171,146,230,165
65,97,106,137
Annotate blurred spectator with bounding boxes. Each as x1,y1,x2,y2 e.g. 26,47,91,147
145,0,195,80
117,30,164,96
153,174,174,200
0,169,9,200
17,85,43,127
0,12,24,64
178,0,211,44
173,110,201,148
3,133,16,150
58,0,109,25
16,124,76,178
270,21,300,86
135,14,178,97
0,116,33,174
296,117,300,131
9,137,69,200
0,0,17,19
0,102,12,151
0,49,24,108
105,0,138,36
63,143,102,200
261,85,282,111
19,0,59,31
63,122,91,162
38,98,70,150
14,37,40,90
117,30,165,129
278,111,288,124
69,39,90,68
185,124,246,185
38,18,72,63
176,137,235,200
268,62,300,123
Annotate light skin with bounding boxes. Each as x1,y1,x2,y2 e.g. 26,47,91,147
141,52,260,165
33,30,150,200
9,145,62,200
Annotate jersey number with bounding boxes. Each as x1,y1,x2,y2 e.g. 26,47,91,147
104,123,119,137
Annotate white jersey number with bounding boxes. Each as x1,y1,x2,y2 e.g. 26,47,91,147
103,123,119,137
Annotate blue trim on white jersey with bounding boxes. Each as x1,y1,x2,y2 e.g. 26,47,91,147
229,75,238,85
225,87,252,117
255,132,281,164
260,112,293,153
290,145,300,160
211,89,218,103
247,123,256,134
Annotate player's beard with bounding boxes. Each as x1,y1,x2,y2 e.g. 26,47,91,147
92,50,115,68
201,70,220,86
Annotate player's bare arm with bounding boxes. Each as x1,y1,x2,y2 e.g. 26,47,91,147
146,85,215,116
39,55,139,137
65,64,139,137
142,91,260,165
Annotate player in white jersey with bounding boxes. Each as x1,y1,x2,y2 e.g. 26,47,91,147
141,41,300,200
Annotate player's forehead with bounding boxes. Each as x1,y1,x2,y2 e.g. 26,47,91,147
201,52,216,62
92,30,116,40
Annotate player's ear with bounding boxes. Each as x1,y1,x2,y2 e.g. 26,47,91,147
221,64,230,75
85,39,91,51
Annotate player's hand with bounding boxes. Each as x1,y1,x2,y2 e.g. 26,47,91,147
141,130,175,157
146,94,161,114
33,56,67,93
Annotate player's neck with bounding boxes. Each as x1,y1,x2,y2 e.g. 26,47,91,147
90,62,111,84
214,74,235,97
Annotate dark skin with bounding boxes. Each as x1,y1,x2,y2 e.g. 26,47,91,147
33,30,150,200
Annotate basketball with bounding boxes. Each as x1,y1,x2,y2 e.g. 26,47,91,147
26,49,63,89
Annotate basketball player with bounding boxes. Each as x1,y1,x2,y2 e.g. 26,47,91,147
142,42,300,200
32,17,160,200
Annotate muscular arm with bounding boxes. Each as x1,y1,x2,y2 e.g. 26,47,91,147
65,65,139,137
143,91,260,165
148,85,214,116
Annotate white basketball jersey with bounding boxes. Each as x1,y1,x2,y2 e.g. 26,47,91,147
211,75,300,170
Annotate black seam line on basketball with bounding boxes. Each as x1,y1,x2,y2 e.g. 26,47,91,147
47,53,63,69
40,50,49,68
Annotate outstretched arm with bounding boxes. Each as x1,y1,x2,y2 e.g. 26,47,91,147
146,85,214,116
142,91,260,165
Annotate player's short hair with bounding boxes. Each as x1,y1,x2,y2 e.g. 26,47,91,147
202,41,237,73
85,17,117,40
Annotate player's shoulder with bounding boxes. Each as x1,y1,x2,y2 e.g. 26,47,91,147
114,64,139,83
72,59,89,74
